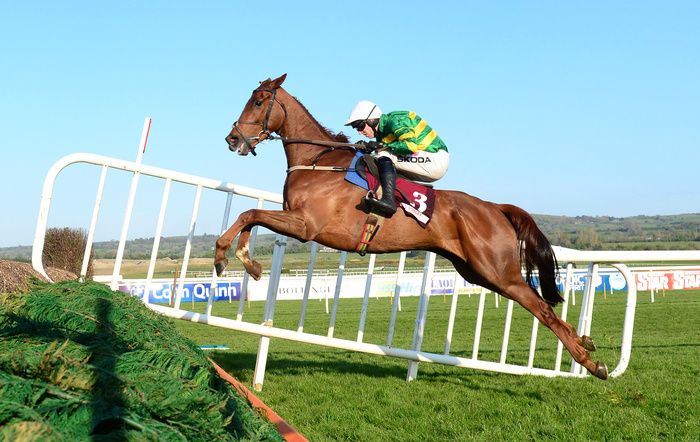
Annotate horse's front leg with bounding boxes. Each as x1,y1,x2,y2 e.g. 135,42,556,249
233,227,261,279
214,216,246,278
214,208,316,279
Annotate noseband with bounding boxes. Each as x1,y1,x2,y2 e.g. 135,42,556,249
231,87,288,156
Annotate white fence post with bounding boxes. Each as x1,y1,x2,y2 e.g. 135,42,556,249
144,178,172,304
472,287,487,360
406,251,436,381
80,165,108,282
386,251,406,346
237,198,266,321
500,300,515,364
327,251,348,338
297,242,319,332
173,185,203,310
357,254,376,343
554,263,574,371
205,192,235,315
110,117,151,290
253,235,287,391
444,272,462,354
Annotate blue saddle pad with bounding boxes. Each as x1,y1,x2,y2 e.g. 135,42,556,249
344,152,369,190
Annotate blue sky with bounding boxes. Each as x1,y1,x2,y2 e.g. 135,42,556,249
1,2,698,247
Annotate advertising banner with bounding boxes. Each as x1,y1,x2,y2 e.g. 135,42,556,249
245,272,484,301
119,279,241,303
634,269,700,291
556,271,628,293
116,267,700,304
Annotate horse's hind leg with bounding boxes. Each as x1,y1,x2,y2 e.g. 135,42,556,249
501,281,608,379
448,257,607,379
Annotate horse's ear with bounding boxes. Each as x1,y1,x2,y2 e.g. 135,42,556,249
269,73,287,89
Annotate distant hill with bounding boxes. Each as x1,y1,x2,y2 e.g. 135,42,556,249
0,233,309,262
3,213,699,262
536,213,700,250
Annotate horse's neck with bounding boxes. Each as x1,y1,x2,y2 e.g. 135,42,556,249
279,93,341,167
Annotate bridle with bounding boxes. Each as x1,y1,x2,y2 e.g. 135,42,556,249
230,87,288,156
229,85,368,162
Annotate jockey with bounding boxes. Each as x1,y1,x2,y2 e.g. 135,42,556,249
345,100,449,217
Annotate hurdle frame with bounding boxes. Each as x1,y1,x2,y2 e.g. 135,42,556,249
32,123,700,391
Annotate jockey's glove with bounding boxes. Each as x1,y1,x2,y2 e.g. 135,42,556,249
356,140,382,153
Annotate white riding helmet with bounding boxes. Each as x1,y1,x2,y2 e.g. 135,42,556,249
344,100,383,126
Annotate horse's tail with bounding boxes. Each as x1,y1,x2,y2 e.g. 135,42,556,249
499,204,563,306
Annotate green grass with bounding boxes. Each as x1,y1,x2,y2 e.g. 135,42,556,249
173,290,700,441
0,281,283,441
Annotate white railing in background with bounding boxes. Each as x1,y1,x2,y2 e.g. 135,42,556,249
32,119,700,391
32,118,282,292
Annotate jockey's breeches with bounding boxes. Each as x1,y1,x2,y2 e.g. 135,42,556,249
375,149,449,183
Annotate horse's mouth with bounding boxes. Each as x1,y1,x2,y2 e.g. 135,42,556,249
233,145,251,156
226,133,265,156
226,136,252,156
229,142,247,155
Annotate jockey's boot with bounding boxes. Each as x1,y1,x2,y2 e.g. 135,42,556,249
364,156,397,217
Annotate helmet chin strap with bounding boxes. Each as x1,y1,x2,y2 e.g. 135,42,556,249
368,119,378,133
365,104,377,120
364,105,379,137
364,105,377,128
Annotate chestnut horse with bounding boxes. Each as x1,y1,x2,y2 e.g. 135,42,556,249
216,74,608,379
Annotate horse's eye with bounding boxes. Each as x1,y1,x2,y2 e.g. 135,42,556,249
255,100,263,107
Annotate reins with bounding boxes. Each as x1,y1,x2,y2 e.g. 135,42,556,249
283,142,359,174
268,135,362,149
261,135,365,174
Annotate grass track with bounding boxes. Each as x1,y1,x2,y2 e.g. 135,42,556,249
174,290,700,441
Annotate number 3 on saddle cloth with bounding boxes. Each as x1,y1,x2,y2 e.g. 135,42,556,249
345,152,436,227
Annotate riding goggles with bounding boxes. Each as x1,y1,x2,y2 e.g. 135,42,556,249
351,120,367,131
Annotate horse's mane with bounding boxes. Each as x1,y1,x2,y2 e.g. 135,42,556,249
256,78,350,143
289,93,350,143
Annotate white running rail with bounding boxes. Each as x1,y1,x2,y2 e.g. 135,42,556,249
32,124,700,391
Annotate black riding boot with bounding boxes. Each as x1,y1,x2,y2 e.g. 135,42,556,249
364,156,397,217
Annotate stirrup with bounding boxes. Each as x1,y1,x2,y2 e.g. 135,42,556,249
363,196,396,217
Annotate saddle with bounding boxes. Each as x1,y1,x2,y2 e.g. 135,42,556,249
345,152,436,227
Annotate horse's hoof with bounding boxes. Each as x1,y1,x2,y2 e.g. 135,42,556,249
251,261,262,281
592,361,608,380
243,260,263,281
214,258,228,277
580,335,597,352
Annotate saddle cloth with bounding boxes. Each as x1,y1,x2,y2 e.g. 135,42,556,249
345,152,436,227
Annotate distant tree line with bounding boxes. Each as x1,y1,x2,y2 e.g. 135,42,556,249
534,214,700,250
88,233,313,259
